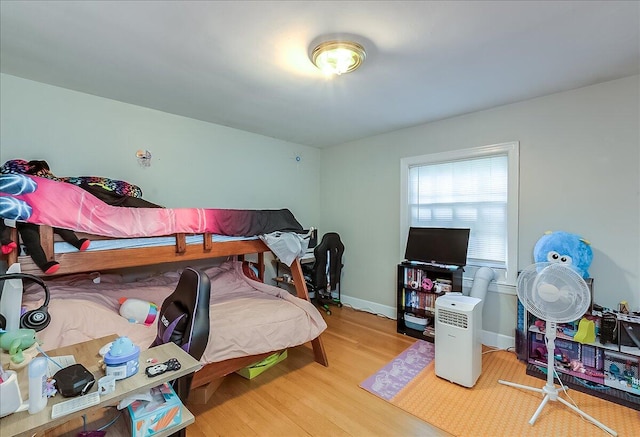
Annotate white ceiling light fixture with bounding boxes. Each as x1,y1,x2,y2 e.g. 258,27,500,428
311,40,366,76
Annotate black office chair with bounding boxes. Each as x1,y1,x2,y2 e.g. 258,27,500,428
150,266,210,436
305,232,344,315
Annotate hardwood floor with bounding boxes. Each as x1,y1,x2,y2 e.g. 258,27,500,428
186,306,450,437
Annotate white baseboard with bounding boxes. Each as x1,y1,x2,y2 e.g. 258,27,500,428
481,330,515,350
340,294,397,319
340,293,516,350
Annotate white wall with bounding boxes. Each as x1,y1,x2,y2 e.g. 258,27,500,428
0,74,321,224
322,76,640,339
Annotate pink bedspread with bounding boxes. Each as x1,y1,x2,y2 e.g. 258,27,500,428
20,261,326,363
3,174,302,237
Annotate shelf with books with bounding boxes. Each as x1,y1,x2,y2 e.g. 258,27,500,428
396,262,463,342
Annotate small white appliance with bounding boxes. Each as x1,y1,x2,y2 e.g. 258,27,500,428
435,294,483,387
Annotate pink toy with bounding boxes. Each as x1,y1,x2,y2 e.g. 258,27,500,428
118,298,158,326
421,277,433,291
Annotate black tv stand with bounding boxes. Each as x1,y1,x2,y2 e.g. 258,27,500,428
396,262,464,341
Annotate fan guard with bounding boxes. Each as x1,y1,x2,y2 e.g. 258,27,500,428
517,262,590,323
499,262,617,435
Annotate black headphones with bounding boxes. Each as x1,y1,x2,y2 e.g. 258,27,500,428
0,272,51,332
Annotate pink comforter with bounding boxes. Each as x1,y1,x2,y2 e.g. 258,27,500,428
4,174,302,237
20,261,326,363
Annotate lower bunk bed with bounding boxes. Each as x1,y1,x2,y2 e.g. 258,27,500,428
2,226,328,404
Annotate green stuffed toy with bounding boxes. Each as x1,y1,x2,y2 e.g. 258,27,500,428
533,230,593,279
0,328,37,364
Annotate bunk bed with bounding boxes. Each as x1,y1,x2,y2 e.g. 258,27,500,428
1,173,328,403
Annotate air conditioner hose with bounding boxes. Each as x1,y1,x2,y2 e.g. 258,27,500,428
469,267,495,301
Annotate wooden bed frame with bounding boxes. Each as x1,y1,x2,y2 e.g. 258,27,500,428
3,225,328,403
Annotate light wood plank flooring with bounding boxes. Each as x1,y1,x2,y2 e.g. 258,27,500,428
186,306,450,437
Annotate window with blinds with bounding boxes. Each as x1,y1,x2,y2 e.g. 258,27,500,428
401,142,519,284
408,155,508,266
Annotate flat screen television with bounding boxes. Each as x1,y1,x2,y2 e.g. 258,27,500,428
404,227,470,266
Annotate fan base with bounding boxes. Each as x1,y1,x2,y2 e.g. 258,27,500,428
498,379,617,436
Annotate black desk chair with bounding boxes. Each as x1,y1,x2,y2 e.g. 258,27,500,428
305,232,344,315
150,267,210,436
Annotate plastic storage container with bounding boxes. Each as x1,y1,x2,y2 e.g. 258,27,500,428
104,337,141,380
404,313,429,331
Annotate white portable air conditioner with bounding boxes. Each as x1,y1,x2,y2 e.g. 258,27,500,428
435,294,483,387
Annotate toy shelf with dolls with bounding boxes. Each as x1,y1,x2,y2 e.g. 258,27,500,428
519,297,640,411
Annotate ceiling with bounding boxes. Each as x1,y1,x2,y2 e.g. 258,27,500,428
1,1,638,148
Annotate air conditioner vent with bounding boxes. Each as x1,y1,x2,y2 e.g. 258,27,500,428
438,308,468,329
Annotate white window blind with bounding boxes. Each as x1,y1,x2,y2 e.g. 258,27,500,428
401,142,519,285
408,155,508,266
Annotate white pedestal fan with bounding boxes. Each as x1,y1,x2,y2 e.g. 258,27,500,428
498,262,617,436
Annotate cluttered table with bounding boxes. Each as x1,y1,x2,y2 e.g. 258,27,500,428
0,335,201,437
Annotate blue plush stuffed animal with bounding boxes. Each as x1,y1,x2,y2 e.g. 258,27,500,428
533,231,593,279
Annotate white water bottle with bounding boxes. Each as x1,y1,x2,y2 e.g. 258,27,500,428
28,357,48,414
0,262,23,331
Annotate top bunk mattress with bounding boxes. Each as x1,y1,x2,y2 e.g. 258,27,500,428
18,260,327,364
52,233,257,254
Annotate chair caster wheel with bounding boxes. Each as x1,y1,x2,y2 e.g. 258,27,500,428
336,303,343,308
327,310,332,315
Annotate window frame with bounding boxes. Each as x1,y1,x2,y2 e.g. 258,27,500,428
400,141,519,286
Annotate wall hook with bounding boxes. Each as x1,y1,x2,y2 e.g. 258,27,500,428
136,150,152,167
